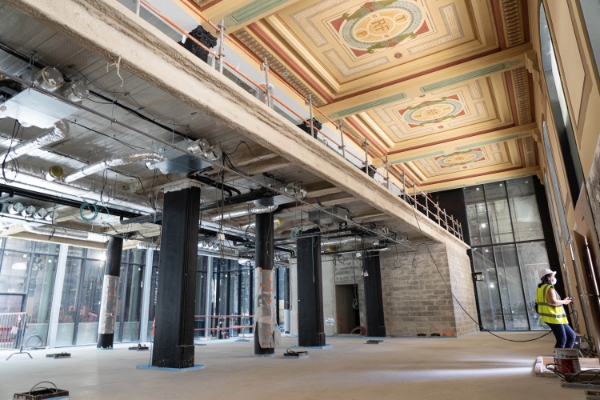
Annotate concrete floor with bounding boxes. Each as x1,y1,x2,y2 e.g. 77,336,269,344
0,332,588,399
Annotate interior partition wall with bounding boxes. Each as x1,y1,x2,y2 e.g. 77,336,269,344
466,176,556,331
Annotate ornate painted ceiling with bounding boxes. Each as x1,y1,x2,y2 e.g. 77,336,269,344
183,0,536,192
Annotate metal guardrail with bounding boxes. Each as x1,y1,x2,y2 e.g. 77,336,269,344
0,312,26,350
195,315,254,339
134,1,464,242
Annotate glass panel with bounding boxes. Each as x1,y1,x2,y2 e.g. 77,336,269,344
472,247,504,330
24,254,57,346
0,251,31,293
114,263,127,343
147,264,159,340
75,260,104,345
87,249,106,260
33,242,60,255
229,270,239,335
0,294,23,313
507,177,544,241
5,238,32,252
278,268,285,326
67,247,84,257
218,269,228,315
464,186,492,246
56,258,82,346
517,241,552,330
122,264,143,342
494,244,529,330
484,182,514,243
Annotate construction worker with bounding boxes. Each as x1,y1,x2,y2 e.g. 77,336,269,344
536,268,575,348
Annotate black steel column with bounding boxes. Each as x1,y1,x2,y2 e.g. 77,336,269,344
363,252,386,337
254,212,276,356
297,229,326,347
97,237,123,348
152,187,200,369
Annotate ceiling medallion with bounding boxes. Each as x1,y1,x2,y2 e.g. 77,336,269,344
339,0,422,53
437,149,485,168
402,97,463,126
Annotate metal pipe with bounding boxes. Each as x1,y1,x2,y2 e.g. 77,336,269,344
0,119,68,161
63,152,165,183
0,161,156,214
23,224,110,242
211,204,278,222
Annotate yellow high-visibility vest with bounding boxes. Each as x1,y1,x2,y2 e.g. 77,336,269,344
536,284,568,324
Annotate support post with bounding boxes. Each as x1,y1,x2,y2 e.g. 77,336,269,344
254,212,277,356
363,139,369,173
437,202,441,226
444,209,448,232
363,252,386,337
152,186,200,369
296,228,327,348
97,237,123,349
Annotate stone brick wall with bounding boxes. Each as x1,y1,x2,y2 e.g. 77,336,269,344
378,240,478,337
332,254,365,328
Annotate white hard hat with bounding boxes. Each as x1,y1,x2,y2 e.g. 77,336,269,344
539,268,556,279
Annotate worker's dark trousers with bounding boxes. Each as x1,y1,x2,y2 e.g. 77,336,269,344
547,323,576,348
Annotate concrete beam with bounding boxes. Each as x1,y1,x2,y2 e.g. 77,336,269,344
5,0,467,249
319,44,532,119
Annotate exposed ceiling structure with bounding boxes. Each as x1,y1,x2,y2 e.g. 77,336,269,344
190,0,538,192
0,0,448,260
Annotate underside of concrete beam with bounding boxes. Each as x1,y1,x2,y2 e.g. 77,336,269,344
4,0,468,250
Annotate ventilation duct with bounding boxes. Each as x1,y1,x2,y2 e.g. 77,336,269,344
63,152,166,183
211,204,278,222
0,119,69,161
23,224,109,242
0,161,156,214
188,138,221,161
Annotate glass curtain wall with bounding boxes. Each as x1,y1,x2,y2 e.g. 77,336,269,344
114,249,145,343
466,177,551,330
0,238,59,346
56,247,106,346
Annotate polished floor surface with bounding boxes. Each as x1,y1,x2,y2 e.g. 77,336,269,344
0,333,588,399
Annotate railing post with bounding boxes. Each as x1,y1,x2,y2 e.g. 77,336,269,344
459,223,463,240
135,0,141,16
444,209,448,232
402,171,407,202
338,119,345,158
385,156,390,190
436,202,441,226
305,94,314,138
218,19,226,74
413,184,417,209
363,139,369,174
261,57,273,109
424,192,428,218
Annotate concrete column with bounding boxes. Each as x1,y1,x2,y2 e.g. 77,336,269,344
254,212,276,356
152,186,200,369
97,237,123,348
140,249,154,343
297,230,327,348
363,252,386,337
47,244,69,349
